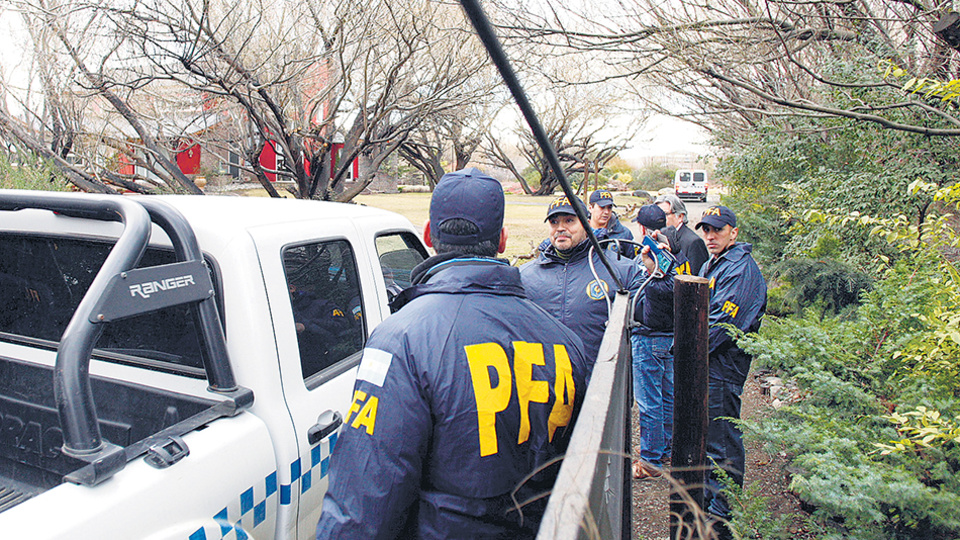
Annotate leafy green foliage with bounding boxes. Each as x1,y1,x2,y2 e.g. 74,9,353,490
521,164,542,190
716,110,959,271
875,407,960,455
719,169,960,536
738,249,960,538
704,59,960,536
0,152,70,191
881,60,960,104
720,467,797,540
629,162,674,192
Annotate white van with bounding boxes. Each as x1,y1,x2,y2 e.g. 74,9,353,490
674,169,708,202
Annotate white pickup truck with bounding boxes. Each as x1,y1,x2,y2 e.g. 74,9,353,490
0,190,428,539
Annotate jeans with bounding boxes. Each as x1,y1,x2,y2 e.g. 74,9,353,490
704,378,745,520
631,334,674,466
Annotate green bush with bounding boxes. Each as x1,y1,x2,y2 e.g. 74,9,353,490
0,152,70,191
716,117,955,272
738,253,960,538
771,258,873,317
713,93,960,540
629,162,674,192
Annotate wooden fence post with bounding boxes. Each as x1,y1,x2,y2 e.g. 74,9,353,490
670,274,711,537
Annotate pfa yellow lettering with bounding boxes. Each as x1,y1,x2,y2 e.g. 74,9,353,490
465,343,512,457
722,300,740,318
350,396,378,435
548,345,575,442
513,342,549,445
345,390,366,425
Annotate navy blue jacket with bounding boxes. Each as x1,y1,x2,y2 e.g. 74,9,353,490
632,248,683,337
520,240,645,362
698,243,767,386
290,290,352,340
317,255,589,540
604,214,634,242
594,214,635,258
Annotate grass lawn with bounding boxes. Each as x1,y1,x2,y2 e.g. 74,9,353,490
240,188,647,263
355,192,648,262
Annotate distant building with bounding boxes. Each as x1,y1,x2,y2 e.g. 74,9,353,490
638,151,716,171
92,66,361,191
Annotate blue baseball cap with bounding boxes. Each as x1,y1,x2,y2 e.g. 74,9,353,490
695,205,737,230
430,168,504,245
634,204,666,230
589,190,615,207
545,195,588,221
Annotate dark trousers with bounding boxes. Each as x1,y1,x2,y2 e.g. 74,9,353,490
704,378,745,520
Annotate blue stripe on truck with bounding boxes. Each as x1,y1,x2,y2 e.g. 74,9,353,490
189,436,335,539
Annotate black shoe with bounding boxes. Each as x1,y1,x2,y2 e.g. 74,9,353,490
706,514,733,540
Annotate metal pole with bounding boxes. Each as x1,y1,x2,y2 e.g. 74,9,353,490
670,274,711,537
457,0,625,292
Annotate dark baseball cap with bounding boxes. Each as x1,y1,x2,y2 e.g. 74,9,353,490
634,204,666,230
589,190,615,207
430,168,504,245
695,205,737,230
545,195,588,221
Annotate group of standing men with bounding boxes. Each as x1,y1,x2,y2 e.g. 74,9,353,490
315,168,767,539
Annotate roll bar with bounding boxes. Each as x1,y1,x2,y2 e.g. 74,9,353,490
0,190,246,484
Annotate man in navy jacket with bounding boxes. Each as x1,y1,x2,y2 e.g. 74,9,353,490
630,204,683,479
588,189,634,244
520,195,649,365
696,205,767,530
317,168,590,539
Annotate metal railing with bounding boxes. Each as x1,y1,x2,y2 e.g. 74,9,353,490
0,191,252,486
537,292,633,540
538,276,713,540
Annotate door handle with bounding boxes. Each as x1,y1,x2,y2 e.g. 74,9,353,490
308,410,343,445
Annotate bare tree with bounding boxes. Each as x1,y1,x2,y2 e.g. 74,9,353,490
399,96,505,189
126,0,495,200
492,0,960,142
479,68,643,195
1,0,194,193
2,0,495,199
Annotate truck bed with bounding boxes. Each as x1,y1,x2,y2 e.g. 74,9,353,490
0,355,217,500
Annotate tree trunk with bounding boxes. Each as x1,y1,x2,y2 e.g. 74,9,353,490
51,17,202,194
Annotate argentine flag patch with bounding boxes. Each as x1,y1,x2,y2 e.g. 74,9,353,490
356,348,392,387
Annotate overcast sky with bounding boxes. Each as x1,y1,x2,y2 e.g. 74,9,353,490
622,115,710,162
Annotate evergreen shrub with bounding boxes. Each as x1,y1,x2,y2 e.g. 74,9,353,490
738,255,960,539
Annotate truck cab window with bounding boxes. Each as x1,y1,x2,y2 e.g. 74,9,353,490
282,240,365,380
375,232,427,310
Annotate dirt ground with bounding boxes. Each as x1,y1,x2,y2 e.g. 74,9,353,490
631,370,818,540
